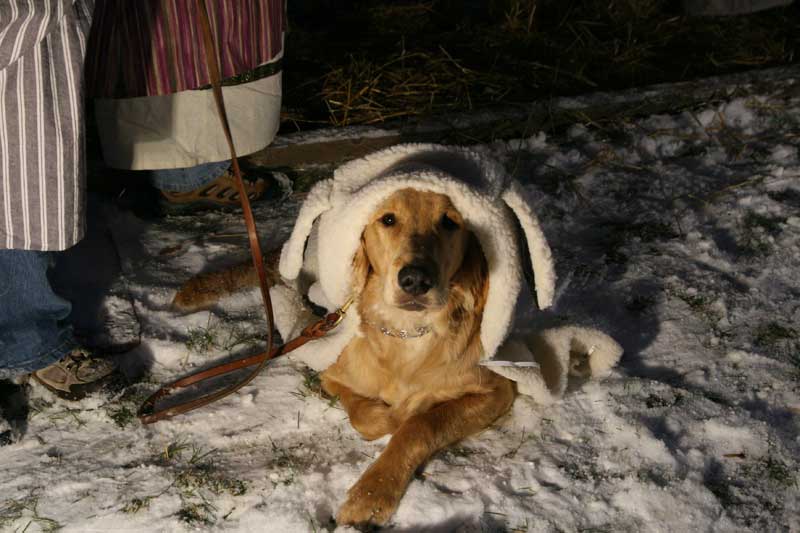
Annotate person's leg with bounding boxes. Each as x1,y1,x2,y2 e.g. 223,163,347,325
0,0,117,405
150,160,231,193
0,249,117,399
0,250,74,379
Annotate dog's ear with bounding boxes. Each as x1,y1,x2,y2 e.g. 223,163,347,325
351,235,371,295
452,233,489,312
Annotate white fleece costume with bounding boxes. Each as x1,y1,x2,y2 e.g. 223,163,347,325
270,144,622,404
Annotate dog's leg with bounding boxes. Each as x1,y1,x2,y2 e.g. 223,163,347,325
336,374,515,526
322,376,399,441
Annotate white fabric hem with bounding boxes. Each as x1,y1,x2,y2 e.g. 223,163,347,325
94,72,281,170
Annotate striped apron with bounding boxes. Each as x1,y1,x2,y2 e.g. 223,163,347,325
0,0,93,252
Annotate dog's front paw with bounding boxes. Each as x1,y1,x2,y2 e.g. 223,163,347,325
336,464,406,526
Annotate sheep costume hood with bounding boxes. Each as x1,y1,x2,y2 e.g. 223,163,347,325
271,144,622,404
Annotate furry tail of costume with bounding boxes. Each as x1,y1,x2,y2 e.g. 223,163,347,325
485,326,623,405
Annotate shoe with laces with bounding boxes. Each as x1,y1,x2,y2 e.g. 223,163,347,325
158,168,273,215
32,348,118,400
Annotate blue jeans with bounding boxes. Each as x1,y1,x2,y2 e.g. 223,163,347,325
0,250,75,379
0,162,230,379
150,160,230,192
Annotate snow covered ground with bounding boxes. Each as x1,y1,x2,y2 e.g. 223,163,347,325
2,84,800,532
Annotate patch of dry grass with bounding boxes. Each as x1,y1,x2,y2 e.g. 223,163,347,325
321,49,512,125
283,0,798,129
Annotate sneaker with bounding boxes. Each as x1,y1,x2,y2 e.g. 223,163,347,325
32,348,118,401
158,168,272,215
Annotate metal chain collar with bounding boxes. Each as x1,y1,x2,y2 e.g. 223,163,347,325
367,322,433,339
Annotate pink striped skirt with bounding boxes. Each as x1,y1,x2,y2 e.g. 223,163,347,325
85,0,285,99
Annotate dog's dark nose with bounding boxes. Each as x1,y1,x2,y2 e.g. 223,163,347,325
398,265,434,296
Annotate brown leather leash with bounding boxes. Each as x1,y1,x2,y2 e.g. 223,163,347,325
137,305,349,424
137,0,345,424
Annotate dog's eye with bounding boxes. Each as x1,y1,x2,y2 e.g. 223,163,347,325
380,213,396,227
441,214,459,231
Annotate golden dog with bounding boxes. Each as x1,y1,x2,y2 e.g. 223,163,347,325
173,188,515,526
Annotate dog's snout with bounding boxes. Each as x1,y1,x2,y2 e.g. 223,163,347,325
398,265,434,296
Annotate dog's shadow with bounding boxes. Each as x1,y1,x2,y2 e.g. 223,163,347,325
0,380,29,445
518,246,664,384
385,513,508,533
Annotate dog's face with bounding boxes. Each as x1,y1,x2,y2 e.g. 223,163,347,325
355,188,473,311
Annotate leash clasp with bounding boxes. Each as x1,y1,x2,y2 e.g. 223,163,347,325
325,296,354,330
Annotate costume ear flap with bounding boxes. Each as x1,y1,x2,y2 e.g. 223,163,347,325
279,179,334,281
502,182,556,310
453,234,489,311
